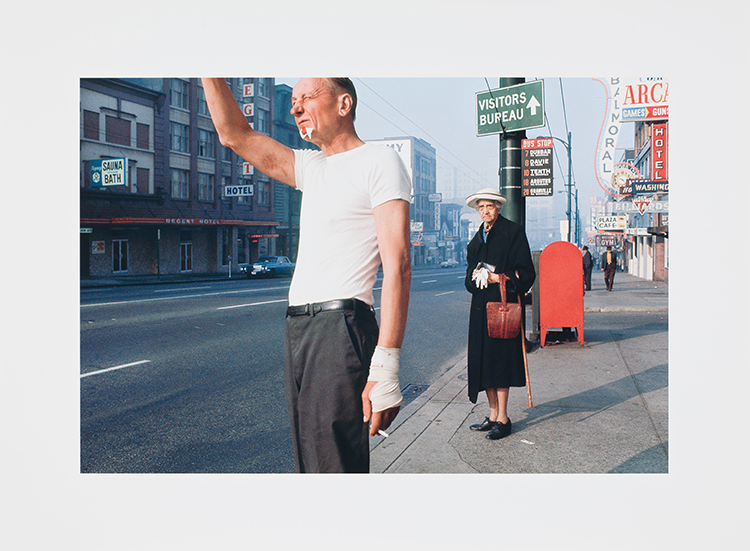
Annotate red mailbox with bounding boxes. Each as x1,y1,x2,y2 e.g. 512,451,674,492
539,241,584,347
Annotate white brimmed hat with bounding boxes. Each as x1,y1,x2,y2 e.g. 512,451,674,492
466,188,507,209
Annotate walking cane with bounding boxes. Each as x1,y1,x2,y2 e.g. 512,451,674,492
519,294,533,408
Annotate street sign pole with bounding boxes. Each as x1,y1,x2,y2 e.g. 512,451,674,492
498,78,526,227
534,132,573,242
477,78,545,228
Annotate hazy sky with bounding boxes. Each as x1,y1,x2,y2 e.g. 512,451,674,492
278,76,637,232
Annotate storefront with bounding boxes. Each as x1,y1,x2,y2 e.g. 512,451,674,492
80,217,278,277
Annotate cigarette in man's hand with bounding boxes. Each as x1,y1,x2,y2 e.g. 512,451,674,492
377,429,390,438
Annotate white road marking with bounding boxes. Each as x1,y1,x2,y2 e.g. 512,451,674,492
436,291,455,296
217,299,288,310
154,286,212,293
422,280,437,284
81,360,151,379
81,286,289,308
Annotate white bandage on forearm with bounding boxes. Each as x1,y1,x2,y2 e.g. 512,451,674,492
367,346,402,412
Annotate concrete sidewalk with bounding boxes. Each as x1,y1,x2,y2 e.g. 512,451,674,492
370,271,668,474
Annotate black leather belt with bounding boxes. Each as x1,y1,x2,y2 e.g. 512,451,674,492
287,299,362,317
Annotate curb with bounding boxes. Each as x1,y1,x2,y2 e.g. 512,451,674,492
584,307,668,313
370,353,467,454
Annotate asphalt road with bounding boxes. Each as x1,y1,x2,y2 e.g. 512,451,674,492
79,266,471,473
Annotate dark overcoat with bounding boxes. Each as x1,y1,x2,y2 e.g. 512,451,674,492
465,215,536,404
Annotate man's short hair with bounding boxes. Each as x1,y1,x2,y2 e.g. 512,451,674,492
328,78,357,121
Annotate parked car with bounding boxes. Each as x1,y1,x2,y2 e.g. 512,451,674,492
239,256,296,278
439,259,460,268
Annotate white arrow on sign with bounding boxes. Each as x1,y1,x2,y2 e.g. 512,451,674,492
527,95,541,116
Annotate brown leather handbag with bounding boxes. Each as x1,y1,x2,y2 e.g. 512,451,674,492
486,274,522,339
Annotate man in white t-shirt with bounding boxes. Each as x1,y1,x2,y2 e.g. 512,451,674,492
201,77,412,472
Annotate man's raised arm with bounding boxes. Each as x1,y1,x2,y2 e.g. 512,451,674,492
201,78,296,187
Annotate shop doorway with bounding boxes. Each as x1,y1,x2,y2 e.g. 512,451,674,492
80,233,90,277
180,242,193,272
112,239,128,273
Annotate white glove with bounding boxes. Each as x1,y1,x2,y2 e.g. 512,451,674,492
367,346,402,412
473,267,489,289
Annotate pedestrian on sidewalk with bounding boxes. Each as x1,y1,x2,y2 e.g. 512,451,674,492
464,189,535,440
201,77,412,473
582,245,593,291
601,245,618,291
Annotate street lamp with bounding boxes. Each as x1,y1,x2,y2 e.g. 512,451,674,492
535,132,572,243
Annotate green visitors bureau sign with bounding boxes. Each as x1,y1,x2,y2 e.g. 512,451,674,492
476,80,545,136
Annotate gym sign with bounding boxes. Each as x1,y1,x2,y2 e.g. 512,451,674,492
90,158,127,187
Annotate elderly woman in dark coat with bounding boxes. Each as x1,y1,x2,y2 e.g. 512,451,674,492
464,189,535,440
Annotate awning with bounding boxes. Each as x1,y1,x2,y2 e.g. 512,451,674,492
80,217,278,227
647,225,669,238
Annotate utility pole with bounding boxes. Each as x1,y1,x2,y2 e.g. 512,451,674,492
498,77,526,227
534,131,573,242
565,131,572,243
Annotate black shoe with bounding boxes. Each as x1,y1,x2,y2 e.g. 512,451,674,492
486,419,512,440
470,417,497,431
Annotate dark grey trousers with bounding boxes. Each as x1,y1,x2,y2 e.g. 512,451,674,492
283,302,379,473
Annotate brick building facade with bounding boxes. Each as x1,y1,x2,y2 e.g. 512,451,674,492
80,78,281,277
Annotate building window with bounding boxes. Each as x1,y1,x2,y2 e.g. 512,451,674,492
82,160,90,188
83,110,99,140
171,168,189,199
256,178,269,206
221,176,231,202
137,167,150,194
198,129,215,158
170,122,190,153
257,78,271,98
171,78,190,110
112,239,128,273
197,86,209,116
106,116,130,146
255,108,270,135
237,178,253,204
136,123,150,150
198,172,215,201
222,145,233,162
